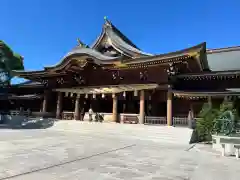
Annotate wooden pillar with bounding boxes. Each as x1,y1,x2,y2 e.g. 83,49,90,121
56,92,63,119
42,90,48,112
139,90,145,124
112,94,118,122
167,91,173,126
74,95,80,120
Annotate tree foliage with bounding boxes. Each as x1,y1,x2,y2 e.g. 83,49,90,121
196,98,240,142
0,40,24,85
212,100,239,135
196,103,219,141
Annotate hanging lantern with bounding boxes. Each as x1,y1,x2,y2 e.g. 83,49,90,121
65,92,68,97
70,93,74,97
148,104,152,110
102,93,105,98
93,93,96,99
85,94,88,99
123,91,126,97
134,90,138,96
112,93,115,98
149,95,151,100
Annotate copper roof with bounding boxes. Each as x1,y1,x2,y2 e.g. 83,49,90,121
207,46,240,54
90,18,151,57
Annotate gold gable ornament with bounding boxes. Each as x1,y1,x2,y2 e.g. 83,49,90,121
188,52,200,58
77,38,88,48
113,61,128,68
75,59,87,67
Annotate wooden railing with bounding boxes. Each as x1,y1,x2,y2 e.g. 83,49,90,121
54,111,190,127
144,116,167,125
122,114,139,124
9,111,55,118
62,111,74,120
173,117,189,126
10,110,30,116
144,116,189,126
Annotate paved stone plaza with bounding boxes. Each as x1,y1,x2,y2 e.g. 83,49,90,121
0,121,239,180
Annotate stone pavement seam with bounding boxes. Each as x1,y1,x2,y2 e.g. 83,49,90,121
0,144,136,180
185,144,196,151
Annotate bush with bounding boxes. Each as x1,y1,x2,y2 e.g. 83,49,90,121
212,100,239,135
196,98,239,142
196,103,219,142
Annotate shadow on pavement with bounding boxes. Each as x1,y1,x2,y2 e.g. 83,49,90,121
0,116,55,129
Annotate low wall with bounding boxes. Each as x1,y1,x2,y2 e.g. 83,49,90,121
212,135,240,155
83,113,139,123
83,112,113,122
60,111,190,126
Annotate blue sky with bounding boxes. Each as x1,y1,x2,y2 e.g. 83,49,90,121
1,0,240,83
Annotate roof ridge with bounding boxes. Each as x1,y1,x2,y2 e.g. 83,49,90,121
103,19,140,50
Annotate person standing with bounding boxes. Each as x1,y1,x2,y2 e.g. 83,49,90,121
88,107,93,122
80,107,85,121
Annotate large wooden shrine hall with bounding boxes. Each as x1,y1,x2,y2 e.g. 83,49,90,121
12,18,240,126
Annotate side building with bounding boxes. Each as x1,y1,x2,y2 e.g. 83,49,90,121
12,19,240,126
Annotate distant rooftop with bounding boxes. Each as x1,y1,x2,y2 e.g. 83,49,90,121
206,46,240,71
207,46,240,54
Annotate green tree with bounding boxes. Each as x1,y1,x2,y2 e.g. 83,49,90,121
0,40,24,85
196,98,240,142
212,99,239,135
196,103,219,141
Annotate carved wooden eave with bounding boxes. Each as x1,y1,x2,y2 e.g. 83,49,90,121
12,69,67,78
8,94,43,100
172,90,240,100
43,47,119,71
0,93,43,100
11,81,44,88
106,42,208,70
12,41,208,82
45,41,207,71
54,83,159,95
90,18,152,58
11,47,119,80
177,70,240,80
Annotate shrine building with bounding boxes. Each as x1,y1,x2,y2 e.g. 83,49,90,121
11,19,240,126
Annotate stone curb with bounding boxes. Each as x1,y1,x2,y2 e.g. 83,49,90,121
193,144,221,156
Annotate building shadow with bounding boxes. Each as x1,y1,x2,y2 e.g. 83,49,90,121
0,115,55,129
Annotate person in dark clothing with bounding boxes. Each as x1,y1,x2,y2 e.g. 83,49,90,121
80,108,85,121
